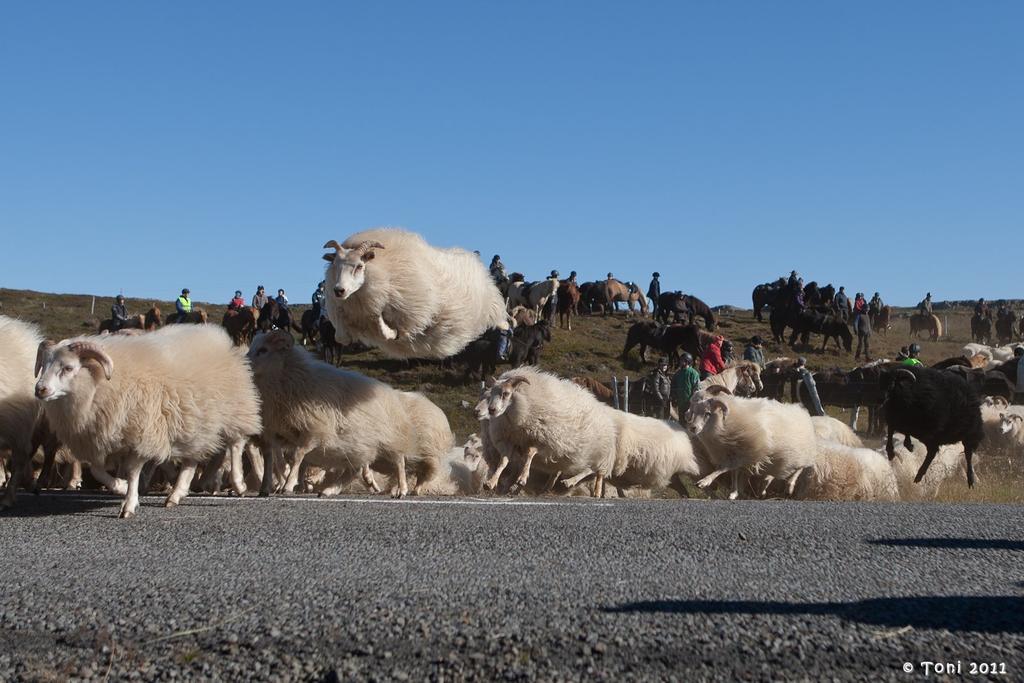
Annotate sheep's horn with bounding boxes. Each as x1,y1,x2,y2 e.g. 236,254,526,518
34,340,55,377
704,385,733,396
1009,414,1024,423
323,240,344,252
68,342,114,380
504,375,530,389
353,240,385,253
708,398,729,416
895,368,917,382
990,396,1009,408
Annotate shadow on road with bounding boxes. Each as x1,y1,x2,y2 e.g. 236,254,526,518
0,494,115,517
604,596,1024,633
866,538,1024,551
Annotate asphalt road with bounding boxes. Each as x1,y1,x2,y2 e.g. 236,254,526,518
1,493,1022,682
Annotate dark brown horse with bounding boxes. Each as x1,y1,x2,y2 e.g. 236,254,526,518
621,322,711,365
557,281,581,330
656,292,717,330
222,307,257,346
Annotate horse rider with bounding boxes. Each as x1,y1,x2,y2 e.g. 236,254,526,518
787,270,799,289
647,272,661,318
902,343,923,367
276,289,289,309
1014,347,1024,405
647,358,672,419
672,352,700,416
974,298,989,318
175,288,192,323
567,270,578,285
228,290,245,311
833,286,851,322
743,335,765,368
721,340,734,365
489,255,506,284
699,335,726,380
791,281,806,312
868,292,883,317
312,281,327,319
252,285,269,311
110,294,130,332
917,293,933,316
794,357,825,416
852,292,872,361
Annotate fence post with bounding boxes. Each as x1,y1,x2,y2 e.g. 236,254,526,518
612,376,619,410
90,296,95,316
624,376,630,413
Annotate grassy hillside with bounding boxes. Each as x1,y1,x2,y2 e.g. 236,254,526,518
2,287,1020,503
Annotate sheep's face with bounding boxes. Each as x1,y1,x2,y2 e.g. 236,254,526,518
473,395,490,420
736,366,763,396
686,399,727,436
485,376,530,418
1000,413,1022,435
34,342,113,402
247,331,294,374
463,435,484,471
323,241,382,300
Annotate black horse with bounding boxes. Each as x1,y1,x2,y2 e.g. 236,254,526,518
995,311,1017,345
971,314,992,344
656,292,717,330
751,279,786,321
258,300,303,336
779,309,853,352
621,322,709,365
451,321,552,383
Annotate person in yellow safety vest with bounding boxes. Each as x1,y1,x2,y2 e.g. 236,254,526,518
902,343,923,367
175,288,192,323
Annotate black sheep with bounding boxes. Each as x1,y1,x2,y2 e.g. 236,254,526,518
880,366,984,487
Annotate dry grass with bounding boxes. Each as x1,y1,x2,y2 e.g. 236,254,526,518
2,287,1020,502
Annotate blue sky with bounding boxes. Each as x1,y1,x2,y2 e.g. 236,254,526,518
1,2,1021,306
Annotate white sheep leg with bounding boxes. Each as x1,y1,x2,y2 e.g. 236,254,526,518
118,457,146,519
758,475,775,498
66,459,83,490
786,467,807,496
593,472,605,498
560,470,593,489
165,461,198,507
378,315,399,340
545,470,562,492
513,447,539,490
483,455,509,491
361,464,381,493
696,468,729,490
728,470,740,500
394,455,408,498
90,464,128,496
246,444,264,482
282,445,312,493
227,440,248,497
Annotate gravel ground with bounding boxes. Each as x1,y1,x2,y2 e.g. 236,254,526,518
1,492,1022,682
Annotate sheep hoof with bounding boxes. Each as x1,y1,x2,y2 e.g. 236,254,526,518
118,505,137,519
258,489,271,498
164,497,179,508
695,475,715,490
110,479,129,496
728,491,739,501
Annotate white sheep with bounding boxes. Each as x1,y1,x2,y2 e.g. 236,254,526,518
247,330,450,498
885,434,964,500
685,394,817,500
796,441,899,501
997,413,1024,457
606,410,700,497
810,415,863,448
482,367,616,496
322,228,509,359
33,325,261,517
0,316,46,508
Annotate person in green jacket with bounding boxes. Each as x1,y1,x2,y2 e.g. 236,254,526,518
902,343,923,367
671,352,700,419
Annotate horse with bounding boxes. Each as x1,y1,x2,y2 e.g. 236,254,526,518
524,279,558,318
785,310,853,352
556,281,580,330
970,313,992,344
167,307,208,325
1019,317,1024,341
751,279,785,321
657,292,717,330
695,361,764,398
911,313,943,341
604,279,648,317
222,307,257,346
143,306,162,330
578,281,606,313
257,300,303,336
995,311,1017,345
870,305,891,336
300,309,321,347
621,322,710,365
98,314,144,334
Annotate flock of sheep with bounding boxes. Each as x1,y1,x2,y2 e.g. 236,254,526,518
0,228,1012,517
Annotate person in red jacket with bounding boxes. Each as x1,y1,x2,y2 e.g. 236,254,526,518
700,335,727,380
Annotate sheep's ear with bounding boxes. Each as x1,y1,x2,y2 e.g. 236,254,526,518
322,253,336,262
360,250,376,262
485,376,497,388
708,399,729,417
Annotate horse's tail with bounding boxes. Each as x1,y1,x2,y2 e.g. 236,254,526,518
932,315,943,338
